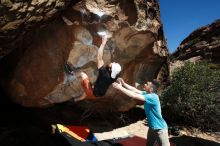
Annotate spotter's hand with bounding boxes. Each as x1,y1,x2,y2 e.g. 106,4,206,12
117,78,125,84
112,82,122,89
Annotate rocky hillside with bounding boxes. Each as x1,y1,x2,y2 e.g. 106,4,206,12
172,19,220,63
0,0,169,111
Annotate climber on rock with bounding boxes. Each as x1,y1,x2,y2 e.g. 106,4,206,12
71,35,121,102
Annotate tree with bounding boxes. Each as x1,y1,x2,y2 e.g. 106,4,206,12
161,61,220,130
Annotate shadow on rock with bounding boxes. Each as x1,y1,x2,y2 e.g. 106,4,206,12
80,106,146,133
0,87,146,133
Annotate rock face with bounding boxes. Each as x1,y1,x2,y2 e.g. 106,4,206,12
0,0,169,111
172,19,220,63
0,0,71,59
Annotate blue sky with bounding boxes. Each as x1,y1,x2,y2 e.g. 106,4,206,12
159,0,220,53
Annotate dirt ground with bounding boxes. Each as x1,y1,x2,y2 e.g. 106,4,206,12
78,104,220,146
93,118,220,145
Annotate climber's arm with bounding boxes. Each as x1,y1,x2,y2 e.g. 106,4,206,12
97,36,108,69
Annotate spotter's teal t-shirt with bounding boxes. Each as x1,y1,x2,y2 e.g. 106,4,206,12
142,91,168,130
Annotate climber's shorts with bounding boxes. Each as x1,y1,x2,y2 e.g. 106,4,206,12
81,78,96,100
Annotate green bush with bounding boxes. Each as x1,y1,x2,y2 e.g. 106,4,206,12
161,61,220,130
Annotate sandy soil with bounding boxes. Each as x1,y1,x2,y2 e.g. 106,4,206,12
79,105,220,146
92,118,220,146
94,119,148,140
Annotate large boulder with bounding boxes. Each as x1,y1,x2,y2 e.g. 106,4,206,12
0,0,71,59
0,0,169,111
